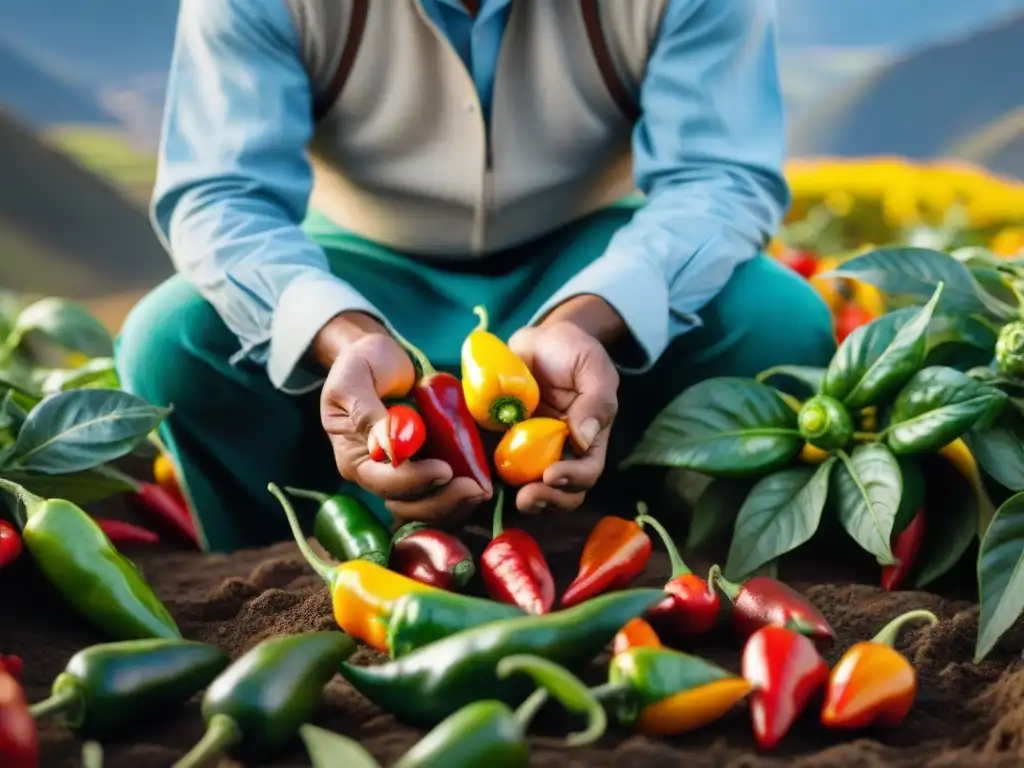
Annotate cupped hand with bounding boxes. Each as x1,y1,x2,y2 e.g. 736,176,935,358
320,326,488,524
508,319,620,514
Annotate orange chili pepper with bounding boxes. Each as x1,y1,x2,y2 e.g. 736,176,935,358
821,609,938,730
612,618,662,656
561,513,652,608
494,418,570,486
153,452,184,502
268,484,436,652
461,306,540,431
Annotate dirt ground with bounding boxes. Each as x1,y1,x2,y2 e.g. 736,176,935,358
4,497,1024,768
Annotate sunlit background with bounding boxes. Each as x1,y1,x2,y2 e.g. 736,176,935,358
1,0,1022,328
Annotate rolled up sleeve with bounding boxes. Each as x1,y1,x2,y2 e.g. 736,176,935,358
153,0,386,394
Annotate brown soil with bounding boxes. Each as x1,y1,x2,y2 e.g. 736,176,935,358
4,503,1024,768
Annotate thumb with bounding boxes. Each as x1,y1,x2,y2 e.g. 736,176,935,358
565,356,619,453
326,357,391,439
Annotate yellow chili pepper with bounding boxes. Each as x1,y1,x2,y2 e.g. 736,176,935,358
461,306,540,431
268,484,436,653
799,443,831,465
938,438,997,535
635,678,753,735
821,609,937,730
494,418,570,486
153,453,183,499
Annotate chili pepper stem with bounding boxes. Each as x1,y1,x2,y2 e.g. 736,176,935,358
635,505,691,577
707,565,740,602
0,478,43,528
386,324,437,377
91,465,143,493
491,396,527,428
267,483,337,588
29,685,81,723
172,713,242,768
512,688,548,730
282,486,331,505
492,486,507,540
82,741,104,768
473,305,490,332
871,609,939,647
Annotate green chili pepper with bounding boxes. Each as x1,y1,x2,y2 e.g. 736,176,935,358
0,480,180,640
284,486,390,565
29,639,229,738
340,587,664,727
996,321,1024,379
797,395,854,450
173,631,357,768
387,590,524,659
300,655,606,768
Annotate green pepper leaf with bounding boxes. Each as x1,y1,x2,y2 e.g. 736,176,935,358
756,365,826,396
821,285,942,409
913,455,977,588
822,247,1009,317
8,297,113,359
967,412,1024,492
976,492,1024,661
833,444,902,564
6,390,170,474
0,468,134,505
300,724,381,768
724,459,834,580
886,367,1008,455
35,357,119,395
620,378,802,477
686,478,756,550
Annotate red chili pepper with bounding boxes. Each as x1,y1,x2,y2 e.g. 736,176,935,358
560,511,652,608
480,487,554,614
389,522,475,591
133,482,199,548
0,657,22,680
367,404,428,468
0,660,38,768
0,521,22,569
881,508,925,592
97,518,162,547
835,303,874,343
779,249,818,279
635,508,720,638
742,626,829,750
388,333,492,494
709,565,836,645
612,618,662,656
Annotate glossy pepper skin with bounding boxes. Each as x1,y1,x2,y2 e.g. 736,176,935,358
0,520,22,568
0,480,180,641
133,482,198,548
709,565,836,645
0,657,37,768
604,646,752,735
174,632,357,767
461,306,540,431
494,418,570,486
394,655,605,767
612,618,662,657
96,519,161,548
637,510,720,638
391,330,493,493
561,512,652,608
387,590,523,658
742,626,829,750
389,523,475,591
284,486,390,566
481,488,555,614
995,320,1024,379
822,609,937,730
270,484,435,652
367,404,427,467
881,509,925,591
797,395,854,451
153,452,185,504
340,588,665,727
29,639,229,738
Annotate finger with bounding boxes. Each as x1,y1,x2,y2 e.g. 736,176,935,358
516,482,586,515
542,426,609,492
386,477,490,523
356,457,453,500
566,356,619,453
323,360,390,439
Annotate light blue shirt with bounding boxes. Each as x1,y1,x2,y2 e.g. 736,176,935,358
154,0,789,393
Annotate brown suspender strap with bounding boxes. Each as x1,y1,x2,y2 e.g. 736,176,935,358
313,0,370,122
579,0,641,123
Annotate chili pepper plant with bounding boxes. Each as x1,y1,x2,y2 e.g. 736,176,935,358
813,246,1024,661
621,281,1014,657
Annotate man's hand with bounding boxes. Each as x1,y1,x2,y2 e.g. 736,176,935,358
314,313,488,524
507,296,625,514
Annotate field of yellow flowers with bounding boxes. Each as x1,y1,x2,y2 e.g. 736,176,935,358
774,158,1024,341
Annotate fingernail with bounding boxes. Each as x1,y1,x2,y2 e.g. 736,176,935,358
578,418,600,450
431,477,448,488
532,501,548,513
553,477,569,487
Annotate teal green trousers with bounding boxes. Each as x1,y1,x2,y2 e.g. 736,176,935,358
116,202,836,552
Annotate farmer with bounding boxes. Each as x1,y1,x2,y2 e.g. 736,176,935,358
117,0,836,552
